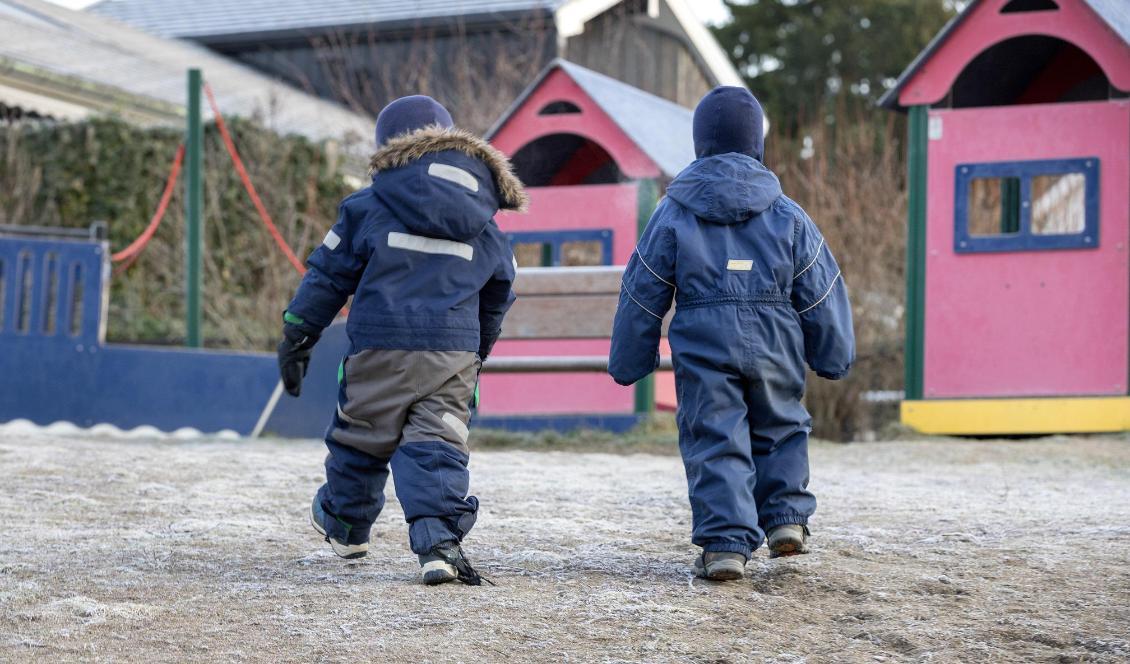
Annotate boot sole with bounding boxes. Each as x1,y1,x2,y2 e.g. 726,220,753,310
310,503,368,559
769,540,809,559
694,559,746,581
421,560,458,585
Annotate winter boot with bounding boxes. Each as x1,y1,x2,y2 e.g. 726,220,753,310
767,524,810,558
693,552,747,580
310,496,368,559
419,541,492,586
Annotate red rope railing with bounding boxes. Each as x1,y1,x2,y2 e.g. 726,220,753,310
109,79,341,314
203,82,306,275
110,143,185,276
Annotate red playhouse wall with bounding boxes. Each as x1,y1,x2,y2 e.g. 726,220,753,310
923,100,1130,398
499,184,639,263
897,0,1130,108
482,67,666,418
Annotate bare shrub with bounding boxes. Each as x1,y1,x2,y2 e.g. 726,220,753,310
769,110,907,440
279,16,554,134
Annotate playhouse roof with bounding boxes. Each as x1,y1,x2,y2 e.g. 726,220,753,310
488,59,696,179
879,0,1130,110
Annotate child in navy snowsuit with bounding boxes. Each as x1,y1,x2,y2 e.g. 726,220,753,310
276,96,525,585
609,87,854,580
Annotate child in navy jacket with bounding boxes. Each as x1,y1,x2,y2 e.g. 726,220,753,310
277,96,526,585
609,87,854,580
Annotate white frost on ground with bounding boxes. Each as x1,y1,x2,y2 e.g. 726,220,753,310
0,433,1127,662
0,419,241,440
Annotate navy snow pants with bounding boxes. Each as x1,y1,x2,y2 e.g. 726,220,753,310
673,314,816,560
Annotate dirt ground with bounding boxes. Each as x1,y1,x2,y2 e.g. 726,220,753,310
0,432,1127,663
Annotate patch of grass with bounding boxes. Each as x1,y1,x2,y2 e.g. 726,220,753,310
469,413,681,454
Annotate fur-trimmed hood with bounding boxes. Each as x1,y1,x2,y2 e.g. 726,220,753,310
370,126,529,213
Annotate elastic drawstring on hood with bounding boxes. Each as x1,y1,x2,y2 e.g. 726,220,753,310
665,153,782,225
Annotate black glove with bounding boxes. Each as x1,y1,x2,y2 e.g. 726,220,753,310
277,324,320,397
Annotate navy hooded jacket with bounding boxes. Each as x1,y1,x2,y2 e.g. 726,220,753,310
608,153,854,388
286,127,527,357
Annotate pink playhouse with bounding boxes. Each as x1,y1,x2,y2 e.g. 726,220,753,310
479,59,696,429
881,0,1130,434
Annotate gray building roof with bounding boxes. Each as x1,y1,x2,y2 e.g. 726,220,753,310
88,0,565,40
488,59,696,179
0,0,373,147
879,0,1130,110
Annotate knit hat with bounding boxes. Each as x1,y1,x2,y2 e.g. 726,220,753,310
375,95,454,147
692,87,765,160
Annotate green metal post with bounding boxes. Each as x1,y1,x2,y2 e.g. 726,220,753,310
634,178,660,415
185,69,203,347
904,106,928,400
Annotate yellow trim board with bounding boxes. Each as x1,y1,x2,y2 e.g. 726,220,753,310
902,397,1130,435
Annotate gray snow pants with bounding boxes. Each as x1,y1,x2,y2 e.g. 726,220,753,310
315,349,481,554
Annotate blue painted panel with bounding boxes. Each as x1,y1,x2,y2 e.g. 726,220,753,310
954,157,1100,254
473,414,643,434
506,229,613,266
0,236,105,344
0,335,277,433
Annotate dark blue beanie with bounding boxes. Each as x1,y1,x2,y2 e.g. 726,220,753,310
375,95,453,146
692,87,765,160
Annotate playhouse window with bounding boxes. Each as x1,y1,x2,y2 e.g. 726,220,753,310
508,230,612,267
955,158,1099,253
538,101,582,115
1030,173,1087,235
967,177,1022,237
1000,0,1058,13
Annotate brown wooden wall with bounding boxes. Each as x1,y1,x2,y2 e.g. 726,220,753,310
562,0,714,108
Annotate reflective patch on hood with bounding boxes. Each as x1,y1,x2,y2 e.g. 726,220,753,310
428,163,479,192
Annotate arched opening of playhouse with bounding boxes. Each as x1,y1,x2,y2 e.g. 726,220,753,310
510,133,625,187
950,36,1110,108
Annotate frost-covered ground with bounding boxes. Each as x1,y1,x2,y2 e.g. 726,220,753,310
1,433,1127,662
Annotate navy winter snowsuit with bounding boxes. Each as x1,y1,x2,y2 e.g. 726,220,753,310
608,153,854,559
286,126,526,554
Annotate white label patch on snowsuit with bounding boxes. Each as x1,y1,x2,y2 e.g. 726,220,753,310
428,163,479,192
727,259,754,271
387,232,474,261
323,229,342,250
441,412,470,444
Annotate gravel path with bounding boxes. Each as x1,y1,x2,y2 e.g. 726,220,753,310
1,433,1127,662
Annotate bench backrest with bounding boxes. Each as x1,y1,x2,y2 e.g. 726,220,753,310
502,266,672,339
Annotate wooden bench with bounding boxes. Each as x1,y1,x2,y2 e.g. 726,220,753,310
481,266,673,373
